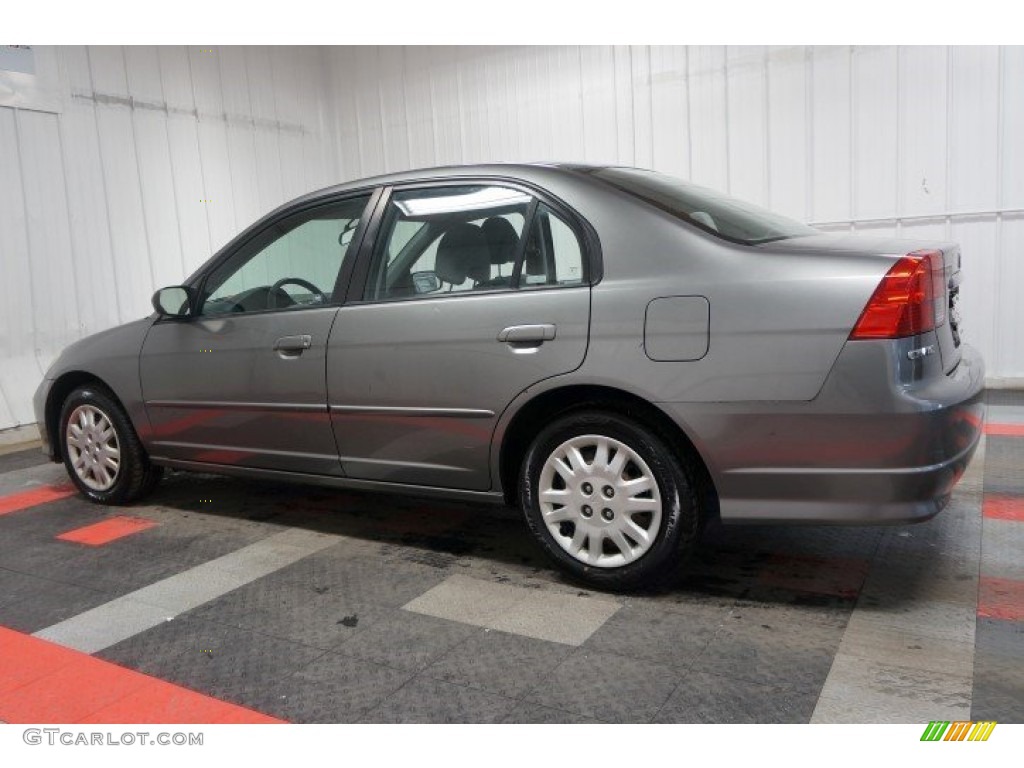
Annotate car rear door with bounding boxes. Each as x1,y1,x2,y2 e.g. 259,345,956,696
140,192,375,474
327,182,593,491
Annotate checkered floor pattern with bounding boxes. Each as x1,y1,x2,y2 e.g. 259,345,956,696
0,390,1020,723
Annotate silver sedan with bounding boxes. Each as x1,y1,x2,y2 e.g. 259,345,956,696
33,164,985,589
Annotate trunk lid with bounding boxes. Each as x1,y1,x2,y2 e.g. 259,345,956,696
759,233,964,374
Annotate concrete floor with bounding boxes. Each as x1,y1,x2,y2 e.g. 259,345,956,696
0,391,1021,723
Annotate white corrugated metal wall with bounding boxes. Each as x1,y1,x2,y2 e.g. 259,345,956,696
0,45,334,431
2,45,1022,434
327,45,1024,383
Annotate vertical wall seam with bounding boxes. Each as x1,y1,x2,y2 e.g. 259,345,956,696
10,107,45,380
805,46,815,222
156,46,189,278
400,46,413,170
993,46,1006,370
54,89,85,338
577,46,588,163
849,45,857,232
647,45,654,168
944,46,954,242
84,46,125,324
121,46,158,294
212,46,239,234
723,46,732,193
376,46,390,172
184,46,214,255
895,46,903,236
763,46,772,207
684,46,693,179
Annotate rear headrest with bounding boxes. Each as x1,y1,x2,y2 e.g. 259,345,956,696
435,223,490,285
481,217,519,265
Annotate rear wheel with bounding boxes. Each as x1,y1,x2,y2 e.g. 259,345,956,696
519,410,699,590
59,385,163,504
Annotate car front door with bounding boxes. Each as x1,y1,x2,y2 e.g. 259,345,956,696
140,192,374,475
327,183,593,491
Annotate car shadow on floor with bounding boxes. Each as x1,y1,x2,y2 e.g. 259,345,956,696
132,469,913,618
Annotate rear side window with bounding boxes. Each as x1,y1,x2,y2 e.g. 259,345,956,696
364,185,586,301
590,167,817,245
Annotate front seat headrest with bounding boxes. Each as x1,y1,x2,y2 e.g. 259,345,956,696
481,217,519,266
435,223,490,285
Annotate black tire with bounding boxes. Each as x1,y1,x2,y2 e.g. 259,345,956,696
58,384,163,505
519,410,699,590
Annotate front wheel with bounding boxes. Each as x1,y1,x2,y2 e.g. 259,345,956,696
59,385,163,505
519,411,700,590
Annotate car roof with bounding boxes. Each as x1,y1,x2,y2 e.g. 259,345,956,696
294,162,608,203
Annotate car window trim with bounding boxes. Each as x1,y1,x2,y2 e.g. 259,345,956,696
178,187,381,321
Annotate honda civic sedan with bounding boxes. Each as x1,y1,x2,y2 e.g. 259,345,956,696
33,163,986,589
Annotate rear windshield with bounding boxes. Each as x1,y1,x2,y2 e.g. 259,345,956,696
589,167,818,245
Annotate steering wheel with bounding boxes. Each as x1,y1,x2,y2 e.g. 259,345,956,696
268,277,327,309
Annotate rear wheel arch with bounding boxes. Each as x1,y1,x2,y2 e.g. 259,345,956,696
497,384,719,519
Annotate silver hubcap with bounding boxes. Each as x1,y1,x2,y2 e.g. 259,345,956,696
66,405,121,491
538,434,663,568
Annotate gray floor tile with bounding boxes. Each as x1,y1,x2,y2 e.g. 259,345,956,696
98,616,266,678
0,567,63,609
274,652,417,722
583,602,723,670
522,649,678,723
170,637,324,700
502,702,603,724
363,675,516,723
0,580,109,633
186,577,392,650
274,551,449,607
695,621,839,693
654,670,816,723
422,629,572,698
337,610,479,672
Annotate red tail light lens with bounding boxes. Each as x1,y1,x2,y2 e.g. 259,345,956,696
849,250,946,340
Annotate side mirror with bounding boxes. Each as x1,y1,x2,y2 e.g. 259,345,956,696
152,286,194,317
411,271,442,294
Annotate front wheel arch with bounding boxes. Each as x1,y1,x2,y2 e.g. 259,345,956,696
45,372,120,461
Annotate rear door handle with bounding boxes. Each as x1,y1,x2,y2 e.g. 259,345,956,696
497,324,556,343
274,334,312,356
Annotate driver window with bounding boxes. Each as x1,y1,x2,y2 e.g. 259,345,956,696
201,194,371,315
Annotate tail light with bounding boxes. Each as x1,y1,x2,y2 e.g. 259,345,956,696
850,249,947,340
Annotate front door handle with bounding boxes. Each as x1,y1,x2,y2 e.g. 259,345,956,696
274,334,312,357
498,324,557,345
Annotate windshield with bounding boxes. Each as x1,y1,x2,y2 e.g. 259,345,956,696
588,167,818,245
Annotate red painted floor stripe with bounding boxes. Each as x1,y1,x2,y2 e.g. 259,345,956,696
57,515,158,546
978,576,1024,623
984,422,1024,437
0,484,76,516
0,626,285,724
983,495,1024,522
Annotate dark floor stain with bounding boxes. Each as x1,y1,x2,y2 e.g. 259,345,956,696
312,586,329,595
338,614,358,628
403,550,458,569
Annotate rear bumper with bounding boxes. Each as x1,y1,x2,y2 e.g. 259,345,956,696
660,340,986,524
